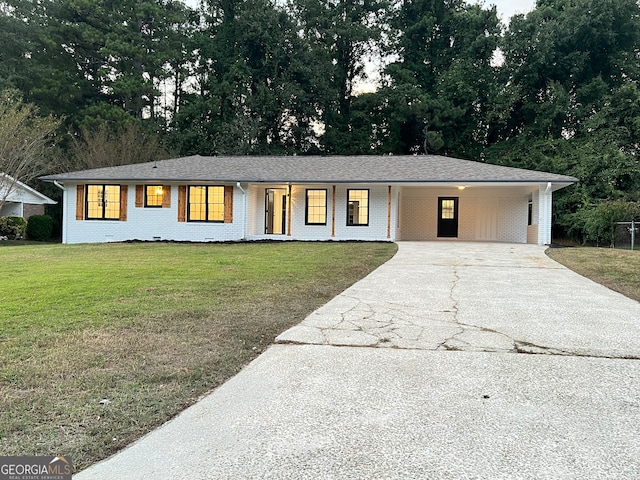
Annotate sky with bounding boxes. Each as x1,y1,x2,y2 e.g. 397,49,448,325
472,0,537,23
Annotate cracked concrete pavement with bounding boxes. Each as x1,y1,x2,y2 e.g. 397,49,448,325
276,242,640,358
76,242,640,480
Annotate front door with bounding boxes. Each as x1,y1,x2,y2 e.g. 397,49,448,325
265,188,287,235
438,197,459,238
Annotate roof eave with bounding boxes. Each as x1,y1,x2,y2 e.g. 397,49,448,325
41,177,578,185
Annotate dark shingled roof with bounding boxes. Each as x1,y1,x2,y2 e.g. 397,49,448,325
41,155,578,184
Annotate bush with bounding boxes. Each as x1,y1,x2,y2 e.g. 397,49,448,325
0,216,27,239
569,200,640,246
26,214,53,241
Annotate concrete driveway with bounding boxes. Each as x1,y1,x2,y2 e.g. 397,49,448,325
278,242,640,357
76,242,640,480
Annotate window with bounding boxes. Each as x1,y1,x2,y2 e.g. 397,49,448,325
306,189,327,225
188,186,225,222
178,185,232,223
528,195,533,225
440,199,455,219
86,185,121,220
135,185,170,209
347,189,369,226
145,185,164,207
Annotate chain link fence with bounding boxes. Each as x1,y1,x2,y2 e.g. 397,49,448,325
615,221,639,250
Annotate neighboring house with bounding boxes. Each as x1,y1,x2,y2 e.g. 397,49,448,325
0,173,57,219
40,155,577,245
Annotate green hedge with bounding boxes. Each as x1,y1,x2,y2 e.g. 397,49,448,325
26,214,54,241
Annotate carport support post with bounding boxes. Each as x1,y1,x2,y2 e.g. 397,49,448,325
537,183,553,246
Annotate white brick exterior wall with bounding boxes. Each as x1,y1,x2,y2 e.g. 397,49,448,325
245,184,396,241
59,181,551,245
62,182,245,244
398,186,530,244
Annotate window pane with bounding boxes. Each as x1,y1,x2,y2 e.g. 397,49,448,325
188,186,206,221
146,185,163,207
86,185,102,219
208,186,224,221
103,186,120,219
441,200,455,220
347,190,368,226
306,189,326,224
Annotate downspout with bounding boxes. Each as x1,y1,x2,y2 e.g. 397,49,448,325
236,182,247,240
387,185,391,239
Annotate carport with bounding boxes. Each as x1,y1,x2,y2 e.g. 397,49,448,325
395,182,566,245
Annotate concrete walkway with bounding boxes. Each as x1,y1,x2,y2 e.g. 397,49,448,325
76,242,640,480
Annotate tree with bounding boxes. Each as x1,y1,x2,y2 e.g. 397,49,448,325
288,0,389,153
486,0,640,241
375,0,501,157
170,0,320,155
0,91,61,213
67,122,173,171
566,200,640,246
0,0,80,118
0,0,196,131
0,0,34,92
494,0,640,142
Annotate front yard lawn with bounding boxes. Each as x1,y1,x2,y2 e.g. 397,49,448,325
547,246,640,302
0,241,397,470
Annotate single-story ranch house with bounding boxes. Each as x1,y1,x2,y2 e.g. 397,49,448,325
1,173,57,219
40,155,577,245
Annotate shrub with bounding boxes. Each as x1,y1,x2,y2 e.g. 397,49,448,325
0,216,27,239
26,214,54,241
569,200,640,246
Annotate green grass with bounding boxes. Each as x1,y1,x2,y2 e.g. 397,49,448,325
547,246,640,302
0,241,397,470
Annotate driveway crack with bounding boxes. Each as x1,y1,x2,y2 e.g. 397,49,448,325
435,266,626,357
438,265,519,353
